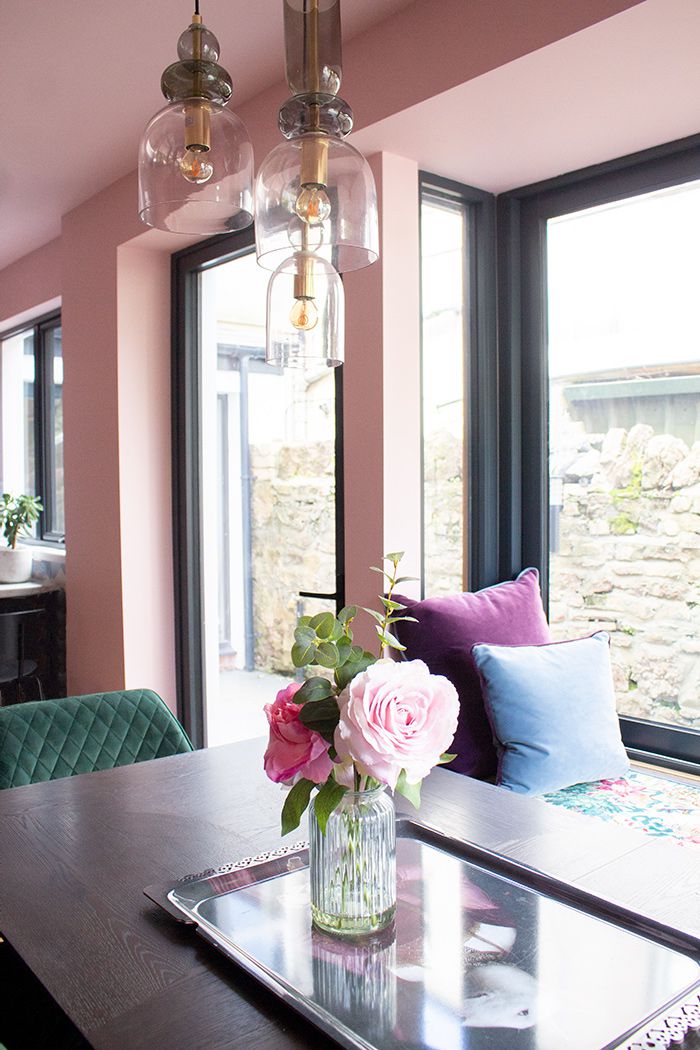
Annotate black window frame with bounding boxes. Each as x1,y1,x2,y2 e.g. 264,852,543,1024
0,310,65,546
172,229,345,747
497,133,700,774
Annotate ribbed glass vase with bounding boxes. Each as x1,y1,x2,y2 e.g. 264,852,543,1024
309,786,396,936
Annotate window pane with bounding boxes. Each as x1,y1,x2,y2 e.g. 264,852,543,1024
46,325,65,536
420,195,466,596
1,329,36,504
547,180,700,733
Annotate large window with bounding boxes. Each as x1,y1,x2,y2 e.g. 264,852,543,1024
499,136,700,770
0,313,64,544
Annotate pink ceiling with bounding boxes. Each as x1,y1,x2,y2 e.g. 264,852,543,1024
353,0,700,194
3,0,697,273
0,0,413,271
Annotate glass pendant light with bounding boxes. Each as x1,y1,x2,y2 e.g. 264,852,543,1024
138,3,254,235
266,251,344,368
255,0,379,273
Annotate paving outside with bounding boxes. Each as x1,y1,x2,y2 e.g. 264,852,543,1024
206,668,295,748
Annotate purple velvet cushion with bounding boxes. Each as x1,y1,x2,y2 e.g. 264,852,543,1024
394,569,551,780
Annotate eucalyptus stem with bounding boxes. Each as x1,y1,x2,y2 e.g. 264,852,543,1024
378,559,400,658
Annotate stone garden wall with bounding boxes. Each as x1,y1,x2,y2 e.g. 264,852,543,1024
248,427,700,730
250,440,335,672
551,422,700,729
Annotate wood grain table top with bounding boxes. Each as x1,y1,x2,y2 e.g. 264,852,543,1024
0,738,697,1049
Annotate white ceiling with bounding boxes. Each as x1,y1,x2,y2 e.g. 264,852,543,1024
0,0,412,271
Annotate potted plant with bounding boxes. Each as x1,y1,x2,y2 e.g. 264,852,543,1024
0,493,43,583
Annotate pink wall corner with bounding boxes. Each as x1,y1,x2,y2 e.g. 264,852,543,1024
117,243,177,711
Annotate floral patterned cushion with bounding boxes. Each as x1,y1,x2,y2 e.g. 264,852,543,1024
540,769,700,847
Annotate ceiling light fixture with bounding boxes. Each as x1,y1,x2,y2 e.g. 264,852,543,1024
138,1,254,235
257,0,379,369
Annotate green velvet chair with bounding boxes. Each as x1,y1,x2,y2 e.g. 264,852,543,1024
0,688,193,790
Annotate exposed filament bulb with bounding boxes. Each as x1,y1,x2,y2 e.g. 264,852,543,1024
295,185,331,226
290,297,318,331
180,147,214,184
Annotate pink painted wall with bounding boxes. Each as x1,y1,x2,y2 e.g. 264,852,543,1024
61,175,185,702
344,152,421,651
342,0,644,131
117,242,176,706
0,0,646,707
0,237,61,328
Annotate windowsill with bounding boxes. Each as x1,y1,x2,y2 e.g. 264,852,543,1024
18,542,66,562
0,580,55,598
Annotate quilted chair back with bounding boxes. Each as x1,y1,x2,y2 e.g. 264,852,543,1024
0,689,193,789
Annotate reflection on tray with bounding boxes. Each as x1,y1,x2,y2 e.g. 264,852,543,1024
169,826,699,1050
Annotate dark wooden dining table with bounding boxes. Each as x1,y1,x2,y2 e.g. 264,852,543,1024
0,737,698,1049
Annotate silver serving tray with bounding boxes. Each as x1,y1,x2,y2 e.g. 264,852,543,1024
145,819,700,1050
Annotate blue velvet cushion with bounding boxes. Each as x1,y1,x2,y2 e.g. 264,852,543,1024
471,632,629,795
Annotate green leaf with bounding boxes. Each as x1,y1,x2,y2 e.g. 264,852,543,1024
393,576,420,585
294,676,333,704
385,551,405,563
313,778,348,834
309,612,335,639
377,629,406,652
294,625,317,647
361,606,385,624
329,620,345,642
335,636,353,665
395,770,421,809
369,566,390,577
338,605,358,624
437,753,457,765
297,615,312,628
298,696,340,742
380,597,407,612
292,641,316,668
334,650,377,690
385,615,418,625
315,641,340,669
281,778,315,836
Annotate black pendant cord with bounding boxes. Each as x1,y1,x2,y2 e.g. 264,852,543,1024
194,0,200,14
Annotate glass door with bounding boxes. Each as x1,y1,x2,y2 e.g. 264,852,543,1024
194,248,341,747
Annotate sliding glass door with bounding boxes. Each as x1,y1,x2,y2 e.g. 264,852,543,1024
173,233,343,748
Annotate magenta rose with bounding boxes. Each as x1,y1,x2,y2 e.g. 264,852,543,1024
264,682,333,784
334,659,459,789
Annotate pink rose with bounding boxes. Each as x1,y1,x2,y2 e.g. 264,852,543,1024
334,659,459,789
264,682,333,784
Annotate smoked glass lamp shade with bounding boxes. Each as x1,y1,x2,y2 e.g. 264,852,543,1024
138,100,254,234
283,0,342,96
266,252,344,369
255,132,378,273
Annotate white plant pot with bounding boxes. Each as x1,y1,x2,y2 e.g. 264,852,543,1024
0,546,33,584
